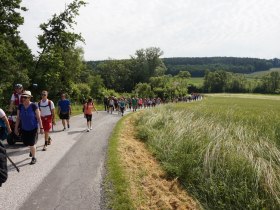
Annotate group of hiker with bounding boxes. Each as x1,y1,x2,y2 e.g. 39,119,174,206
0,84,72,166
103,96,162,115
0,84,102,186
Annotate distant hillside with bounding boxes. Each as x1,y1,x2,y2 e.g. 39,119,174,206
245,68,280,78
163,57,280,77
87,57,280,78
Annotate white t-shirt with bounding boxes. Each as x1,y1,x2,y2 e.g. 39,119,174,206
0,108,6,118
38,99,55,117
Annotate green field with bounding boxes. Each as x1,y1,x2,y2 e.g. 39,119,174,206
188,68,280,87
135,94,280,209
188,77,204,86
245,68,280,78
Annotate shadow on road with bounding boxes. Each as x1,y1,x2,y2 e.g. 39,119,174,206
8,158,30,171
67,130,86,135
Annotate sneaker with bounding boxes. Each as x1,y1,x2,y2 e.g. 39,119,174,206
29,152,32,157
90,127,92,130
47,137,52,145
87,129,90,132
67,124,70,128
42,144,47,151
30,157,37,165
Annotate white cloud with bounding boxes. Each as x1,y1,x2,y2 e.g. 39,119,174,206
19,0,280,60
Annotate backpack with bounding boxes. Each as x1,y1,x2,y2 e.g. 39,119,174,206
0,141,8,187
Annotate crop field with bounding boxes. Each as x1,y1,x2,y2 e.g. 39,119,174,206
188,77,204,87
135,94,280,209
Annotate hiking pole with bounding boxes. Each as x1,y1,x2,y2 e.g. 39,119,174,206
5,154,20,172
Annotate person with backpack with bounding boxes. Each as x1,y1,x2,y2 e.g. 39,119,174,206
118,97,126,116
38,91,55,151
0,108,20,187
83,98,98,132
15,91,43,165
0,108,12,140
1,109,18,187
57,93,71,130
9,84,24,114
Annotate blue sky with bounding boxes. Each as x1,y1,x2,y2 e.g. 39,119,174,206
20,0,280,61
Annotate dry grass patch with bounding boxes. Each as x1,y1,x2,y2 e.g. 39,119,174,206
118,115,199,210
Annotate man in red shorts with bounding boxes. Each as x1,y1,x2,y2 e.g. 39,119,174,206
38,91,56,151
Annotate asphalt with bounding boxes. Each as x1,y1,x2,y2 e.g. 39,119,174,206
0,111,121,210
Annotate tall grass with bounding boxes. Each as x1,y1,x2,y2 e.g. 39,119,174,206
135,96,280,209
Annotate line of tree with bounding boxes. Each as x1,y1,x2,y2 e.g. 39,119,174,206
163,57,280,77
203,70,280,94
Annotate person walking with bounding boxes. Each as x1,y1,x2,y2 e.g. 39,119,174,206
108,97,114,114
57,93,71,130
9,84,24,114
118,98,126,116
38,91,56,151
132,97,138,112
14,91,43,165
103,96,109,112
0,108,12,140
83,98,98,132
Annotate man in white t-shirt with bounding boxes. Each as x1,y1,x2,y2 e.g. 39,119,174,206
38,91,56,151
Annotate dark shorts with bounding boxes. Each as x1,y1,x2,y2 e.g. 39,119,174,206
59,112,70,120
85,114,92,122
21,128,38,146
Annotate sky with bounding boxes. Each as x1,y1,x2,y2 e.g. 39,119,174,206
19,0,280,61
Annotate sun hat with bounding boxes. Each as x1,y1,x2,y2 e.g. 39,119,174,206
21,90,33,97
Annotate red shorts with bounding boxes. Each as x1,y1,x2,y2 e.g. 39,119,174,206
41,115,52,132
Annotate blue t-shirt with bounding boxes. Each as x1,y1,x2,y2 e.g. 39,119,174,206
58,99,71,113
19,103,38,131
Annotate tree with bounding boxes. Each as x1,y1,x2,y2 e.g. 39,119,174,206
130,47,166,83
96,59,133,92
176,71,191,79
0,0,33,107
34,0,87,99
203,70,229,93
134,83,153,98
0,0,27,38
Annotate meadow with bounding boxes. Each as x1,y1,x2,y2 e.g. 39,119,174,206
135,94,280,209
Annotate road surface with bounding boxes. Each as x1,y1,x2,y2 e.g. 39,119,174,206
0,111,122,210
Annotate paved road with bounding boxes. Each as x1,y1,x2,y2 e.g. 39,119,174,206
0,111,122,210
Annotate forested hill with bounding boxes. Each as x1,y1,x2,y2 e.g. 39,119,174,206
163,57,280,77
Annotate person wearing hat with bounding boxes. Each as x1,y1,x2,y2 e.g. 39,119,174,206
15,91,43,165
9,84,24,114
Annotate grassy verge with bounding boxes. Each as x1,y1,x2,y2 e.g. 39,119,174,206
105,114,134,210
135,95,280,209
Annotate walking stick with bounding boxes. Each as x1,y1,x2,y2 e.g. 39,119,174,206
6,154,20,172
